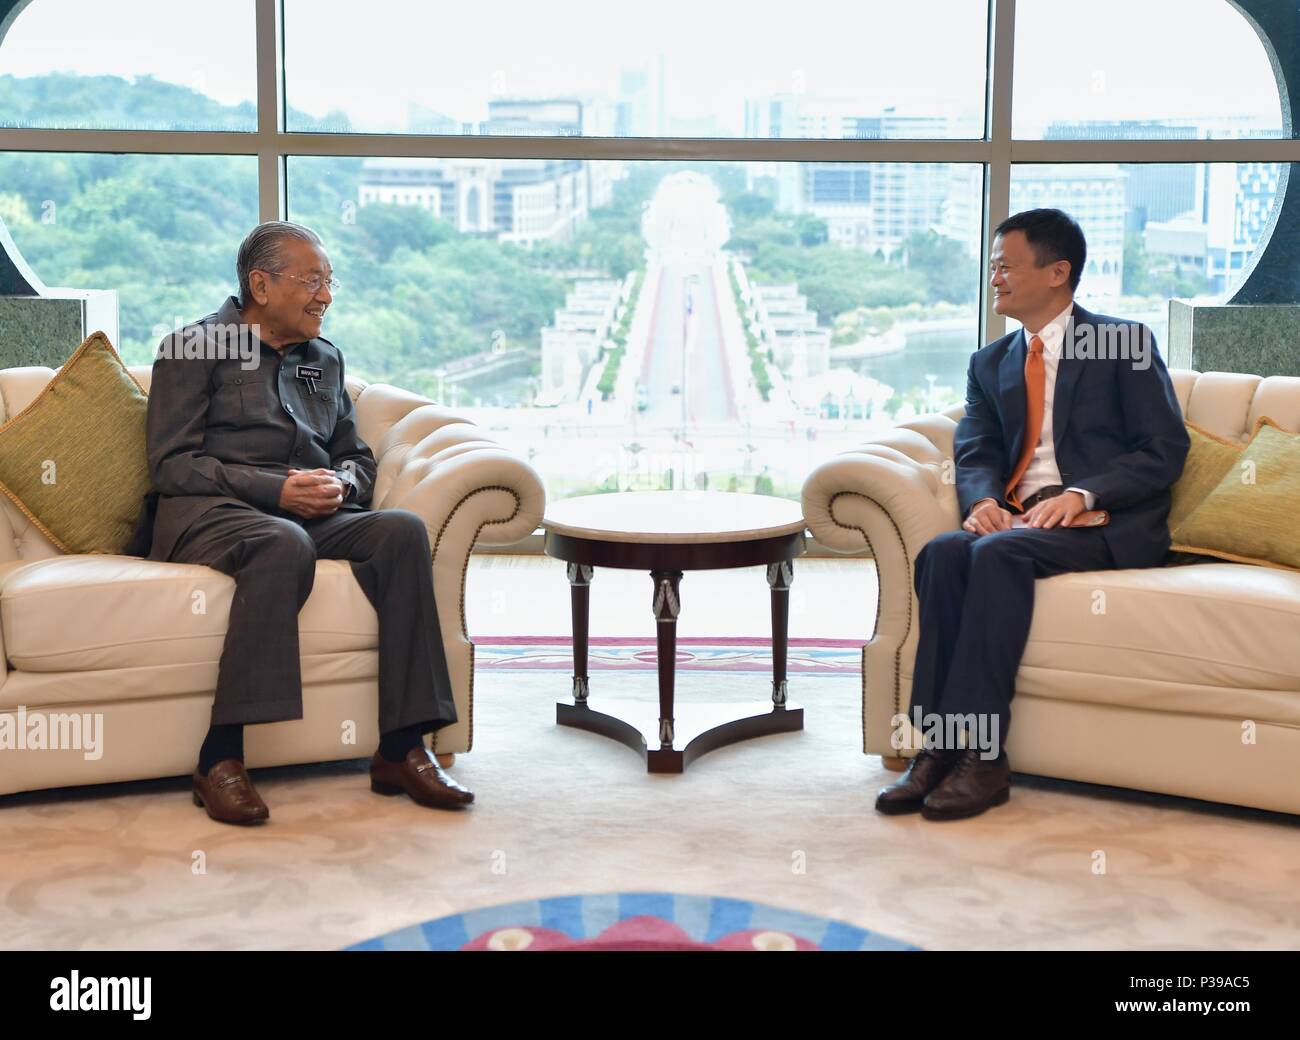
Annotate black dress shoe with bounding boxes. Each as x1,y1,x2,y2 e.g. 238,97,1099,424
370,748,475,810
921,749,1011,821
875,748,960,815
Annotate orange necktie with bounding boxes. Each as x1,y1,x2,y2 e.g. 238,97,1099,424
1005,334,1045,511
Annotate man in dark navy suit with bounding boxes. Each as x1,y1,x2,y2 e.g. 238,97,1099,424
876,208,1189,821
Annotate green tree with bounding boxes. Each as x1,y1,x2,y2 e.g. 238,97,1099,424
356,202,454,261
1123,230,1151,295
0,192,32,226
793,213,829,248
724,191,776,222
901,230,977,305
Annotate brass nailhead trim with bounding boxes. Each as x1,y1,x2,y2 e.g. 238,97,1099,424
428,483,524,756
826,489,911,756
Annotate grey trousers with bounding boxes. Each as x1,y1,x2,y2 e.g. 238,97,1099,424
169,503,457,736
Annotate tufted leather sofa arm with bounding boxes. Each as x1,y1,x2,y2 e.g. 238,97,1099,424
802,412,965,755
348,380,544,752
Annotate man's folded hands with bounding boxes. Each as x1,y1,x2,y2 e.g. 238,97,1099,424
963,490,1090,535
281,467,345,519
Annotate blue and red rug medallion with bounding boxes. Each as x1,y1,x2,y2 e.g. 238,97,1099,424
349,892,916,951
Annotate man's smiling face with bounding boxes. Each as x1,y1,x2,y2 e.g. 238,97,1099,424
989,228,1069,324
255,237,334,344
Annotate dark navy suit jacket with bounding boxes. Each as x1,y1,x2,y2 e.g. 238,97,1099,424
954,303,1190,570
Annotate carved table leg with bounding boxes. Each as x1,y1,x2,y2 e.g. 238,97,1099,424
567,562,593,703
651,569,683,748
767,559,793,708
554,547,803,775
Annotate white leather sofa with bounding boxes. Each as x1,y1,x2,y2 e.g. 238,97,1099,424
804,369,1300,816
0,364,544,797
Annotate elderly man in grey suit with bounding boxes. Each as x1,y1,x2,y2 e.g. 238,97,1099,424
142,221,473,825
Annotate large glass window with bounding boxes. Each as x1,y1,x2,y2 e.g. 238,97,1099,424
0,152,258,361
0,0,257,131
1009,162,1283,347
1,0,1295,509
1014,0,1283,139
288,157,982,499
283,0,988,138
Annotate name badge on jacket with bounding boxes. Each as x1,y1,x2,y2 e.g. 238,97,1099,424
296,364,324,394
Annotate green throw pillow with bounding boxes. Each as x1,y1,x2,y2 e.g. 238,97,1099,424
0,331,151,554
1171,417,1300,572
1167,421,1244,534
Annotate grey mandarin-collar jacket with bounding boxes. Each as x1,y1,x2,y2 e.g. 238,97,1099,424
129,296,378,562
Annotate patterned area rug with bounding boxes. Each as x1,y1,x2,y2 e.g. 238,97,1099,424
348,893,917,951
474,636,862,675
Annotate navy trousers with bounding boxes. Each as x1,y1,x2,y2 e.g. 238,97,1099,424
910,526,1117,741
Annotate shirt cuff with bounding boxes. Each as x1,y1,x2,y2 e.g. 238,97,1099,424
246,470,289,513
335,469,358,502
1067,486,1096,510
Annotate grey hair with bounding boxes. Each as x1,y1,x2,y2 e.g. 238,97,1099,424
236,221,323,303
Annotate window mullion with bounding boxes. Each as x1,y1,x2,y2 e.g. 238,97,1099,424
256,0,285,222
984,0,1016,345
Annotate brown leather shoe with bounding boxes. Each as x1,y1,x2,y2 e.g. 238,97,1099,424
192,759,269,825
370,748,475,810
921,749,1011,821
875,748,960,815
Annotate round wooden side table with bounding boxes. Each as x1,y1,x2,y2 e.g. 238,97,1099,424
542,490,807,773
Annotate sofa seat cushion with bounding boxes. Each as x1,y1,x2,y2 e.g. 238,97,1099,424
1,555,378,673
1014,561,1300,722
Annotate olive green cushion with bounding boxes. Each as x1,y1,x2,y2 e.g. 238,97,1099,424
0,331,150,554
1171,417,1300,572
1167,421,1244,534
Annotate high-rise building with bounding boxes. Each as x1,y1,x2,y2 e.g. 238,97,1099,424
617,67,653,138
940,164,1127,301
358,157,599,244
745,96,955,258
480,96,619,138
1145,161,1282,295
1121,164,1200,231
1010,165,1127,300
359,95,623,242
766,156,951,259
1046,120,1199,232
1211,161,1282,249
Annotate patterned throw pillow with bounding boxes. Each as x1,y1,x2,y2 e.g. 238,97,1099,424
1167,421,1244,534
0,331,151,554
1170,417,1300,572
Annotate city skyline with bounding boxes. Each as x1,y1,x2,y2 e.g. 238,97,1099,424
0,0,1284,137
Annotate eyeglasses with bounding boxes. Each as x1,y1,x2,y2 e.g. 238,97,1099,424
262,270,341,295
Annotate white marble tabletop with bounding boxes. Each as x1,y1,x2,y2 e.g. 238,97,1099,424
542,491,807,544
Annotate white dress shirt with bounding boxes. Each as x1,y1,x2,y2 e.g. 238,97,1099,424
975,301,1096,515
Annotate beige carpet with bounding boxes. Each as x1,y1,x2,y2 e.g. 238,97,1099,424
3,556,1299,950
3,662,1300,951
